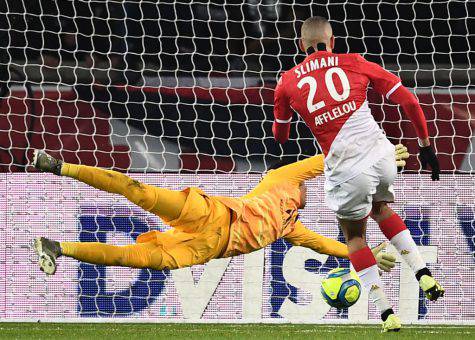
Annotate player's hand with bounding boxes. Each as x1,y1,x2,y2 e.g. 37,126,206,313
395,144,409,170
371,242,396,273
419,145,440,181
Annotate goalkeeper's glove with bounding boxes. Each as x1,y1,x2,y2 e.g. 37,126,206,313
395,144,409,170
371,242,396,273
419,144,440,181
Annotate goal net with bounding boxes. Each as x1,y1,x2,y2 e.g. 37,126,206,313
1,1,474,323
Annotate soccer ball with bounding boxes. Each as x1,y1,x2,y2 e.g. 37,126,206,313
321,268,362,309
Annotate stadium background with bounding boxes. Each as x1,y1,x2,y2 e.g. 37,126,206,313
0,0,474,324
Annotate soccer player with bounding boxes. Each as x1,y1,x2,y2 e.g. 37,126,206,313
273,16,444,331
31,147,408,278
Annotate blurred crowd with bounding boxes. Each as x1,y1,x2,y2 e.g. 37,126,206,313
2,0,303,77
0,0,471,84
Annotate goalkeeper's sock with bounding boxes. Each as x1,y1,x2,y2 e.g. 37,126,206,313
349,247,393,316
60,241,131,266
60,241,163,270
61,163,131,197
60,163,186,220
378,213,426,275
61,163,80,178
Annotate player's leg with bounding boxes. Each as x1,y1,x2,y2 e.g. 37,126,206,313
33,237,165,275
154,187,232,235
372,204,444,301
33,149,186,221
339,218,399,330
371,152,444,301
327,172,400,332
372,203,445,301
34,222,226,274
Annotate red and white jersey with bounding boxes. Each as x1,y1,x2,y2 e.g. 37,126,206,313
274,51,402,188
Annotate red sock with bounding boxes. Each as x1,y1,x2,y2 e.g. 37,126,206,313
378,213,407,240
379,213,427,274
348,246,376,272
349,247,392,314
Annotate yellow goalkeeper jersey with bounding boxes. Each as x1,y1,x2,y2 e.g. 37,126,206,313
216,182,301,257
215,154,348,259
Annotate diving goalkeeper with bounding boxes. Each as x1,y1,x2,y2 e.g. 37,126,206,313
32,146,408,275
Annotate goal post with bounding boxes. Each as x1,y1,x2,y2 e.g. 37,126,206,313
0,1,474,323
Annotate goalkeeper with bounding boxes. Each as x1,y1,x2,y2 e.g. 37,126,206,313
32,145,409,275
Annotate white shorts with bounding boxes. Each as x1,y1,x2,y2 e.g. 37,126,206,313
325,151,397,221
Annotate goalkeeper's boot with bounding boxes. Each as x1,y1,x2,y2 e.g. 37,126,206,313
33,237,61,275
382,314,401,333
419,275,445,301
32,149,62,175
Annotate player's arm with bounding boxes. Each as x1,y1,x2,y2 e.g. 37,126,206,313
266,155,325,184
264,143,408,187
272,74,293,144
284,221,396,272
250,144,408,198
389,86,439,180
358,55,440,180
244,155,324,198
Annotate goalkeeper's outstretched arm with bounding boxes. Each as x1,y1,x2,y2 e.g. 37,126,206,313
246,144,409,199
244,155,325,198
284,221,396,272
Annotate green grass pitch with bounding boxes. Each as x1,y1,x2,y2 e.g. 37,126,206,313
0,323,473,339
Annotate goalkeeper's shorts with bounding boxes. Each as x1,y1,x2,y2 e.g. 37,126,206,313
325,150,396,221
136,187,231,269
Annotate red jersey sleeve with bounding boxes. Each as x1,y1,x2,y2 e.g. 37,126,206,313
357,55,429,140
357,55,402,99
388,85,429,139
273,74,293,144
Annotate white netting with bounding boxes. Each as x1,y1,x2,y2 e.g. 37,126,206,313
0,0,474,323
